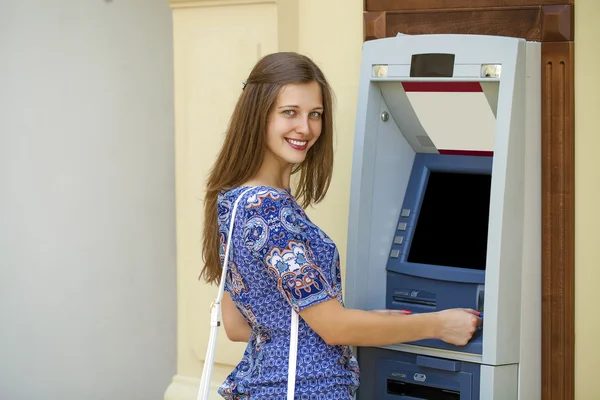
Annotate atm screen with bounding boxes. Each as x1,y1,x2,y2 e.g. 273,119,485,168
407,171,491,270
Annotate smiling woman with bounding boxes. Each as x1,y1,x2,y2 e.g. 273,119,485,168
259,81,324,183
201,52,336,289
199,52,481,399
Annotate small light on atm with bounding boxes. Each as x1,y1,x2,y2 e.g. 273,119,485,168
481,64,502,78
372,64,389,78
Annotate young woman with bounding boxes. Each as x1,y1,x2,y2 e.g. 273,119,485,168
201,52,481,399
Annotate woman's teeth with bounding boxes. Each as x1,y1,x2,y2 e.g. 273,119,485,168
287,139,307,146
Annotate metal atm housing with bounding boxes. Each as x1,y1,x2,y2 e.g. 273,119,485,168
346,34,541,399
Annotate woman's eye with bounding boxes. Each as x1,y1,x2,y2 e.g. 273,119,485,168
282,110,321,119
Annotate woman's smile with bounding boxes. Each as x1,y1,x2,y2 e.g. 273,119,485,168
285,138,309,150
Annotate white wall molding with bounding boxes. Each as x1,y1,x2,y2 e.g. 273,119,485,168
164,364,234,400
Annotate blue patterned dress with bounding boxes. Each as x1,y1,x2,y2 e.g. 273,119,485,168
216,186,360,399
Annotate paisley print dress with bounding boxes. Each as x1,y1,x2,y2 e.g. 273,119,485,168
216,186,360,399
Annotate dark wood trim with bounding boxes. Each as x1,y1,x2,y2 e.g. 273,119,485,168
364,7,543,41
362,4,575,400
364,5,574,42
542,5,574,41
366,0,573,12
541,41,575,400
364,11,387,41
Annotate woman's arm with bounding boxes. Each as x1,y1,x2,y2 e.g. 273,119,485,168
239,190,479,347
221,292,252,342
299,299,480,347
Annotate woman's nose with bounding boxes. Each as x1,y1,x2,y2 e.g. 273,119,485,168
295,117,310,134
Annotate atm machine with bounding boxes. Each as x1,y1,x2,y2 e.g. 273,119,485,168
346,34,541,399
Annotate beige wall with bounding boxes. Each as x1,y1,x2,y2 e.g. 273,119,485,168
164,1,363,398
574,0,600,398
166,0,600,398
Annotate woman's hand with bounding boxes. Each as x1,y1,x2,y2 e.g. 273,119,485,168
300,300,480,347
433,308,481,346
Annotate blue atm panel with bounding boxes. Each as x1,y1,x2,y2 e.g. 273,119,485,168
357,347,481,400
386,153,492,354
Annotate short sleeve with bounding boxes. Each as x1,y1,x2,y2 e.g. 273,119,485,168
218,189,249,298
243,188,336,312
220,232,240,296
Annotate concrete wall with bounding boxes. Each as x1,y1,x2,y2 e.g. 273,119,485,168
0,1,177,399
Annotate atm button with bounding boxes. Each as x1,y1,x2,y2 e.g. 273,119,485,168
397,222,407,231
400,209,411,217
394,236,404,245
390,249,400,258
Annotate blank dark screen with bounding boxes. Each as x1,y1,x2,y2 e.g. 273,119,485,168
407,171,491,270
410,53,455,78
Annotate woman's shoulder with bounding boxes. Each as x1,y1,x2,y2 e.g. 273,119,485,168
219,185,295,211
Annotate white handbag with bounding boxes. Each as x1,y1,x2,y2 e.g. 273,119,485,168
197,187,299,400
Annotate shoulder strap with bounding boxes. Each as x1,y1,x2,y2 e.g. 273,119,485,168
197,186,299,399
287,311,299,399
215,187,254,307
197,187,253,400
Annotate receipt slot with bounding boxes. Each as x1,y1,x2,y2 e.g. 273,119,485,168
346,34,541,399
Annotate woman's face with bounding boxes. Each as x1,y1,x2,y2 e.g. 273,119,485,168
264,81,323,169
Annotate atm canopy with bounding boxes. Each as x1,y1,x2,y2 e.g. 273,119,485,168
378,80,499,156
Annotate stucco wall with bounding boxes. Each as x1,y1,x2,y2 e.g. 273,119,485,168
164,1,363,398
574,0,600,398
0,1,177,399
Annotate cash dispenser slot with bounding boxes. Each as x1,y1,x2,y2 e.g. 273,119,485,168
392,297,436,307
386,380,460,399
356,348,477,400
392,289,437,308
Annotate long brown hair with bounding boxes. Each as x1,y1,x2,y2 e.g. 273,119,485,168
200,52,335,285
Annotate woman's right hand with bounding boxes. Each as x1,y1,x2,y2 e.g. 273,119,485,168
434,308,481,346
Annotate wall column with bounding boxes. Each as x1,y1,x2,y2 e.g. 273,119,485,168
164,1,298,399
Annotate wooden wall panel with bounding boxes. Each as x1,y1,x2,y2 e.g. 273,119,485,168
382,7,542,40
364,5,574,42
366,0,573,11
364,11,387,41
542,5,573,41
541,41,575,400
363,3,575,400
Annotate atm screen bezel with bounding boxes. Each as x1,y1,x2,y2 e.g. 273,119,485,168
387,153,493,284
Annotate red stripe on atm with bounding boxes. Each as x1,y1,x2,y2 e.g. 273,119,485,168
438,149,494,157
402,82,483,92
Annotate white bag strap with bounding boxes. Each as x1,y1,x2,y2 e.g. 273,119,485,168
287,311,299,400
197,187,299,400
